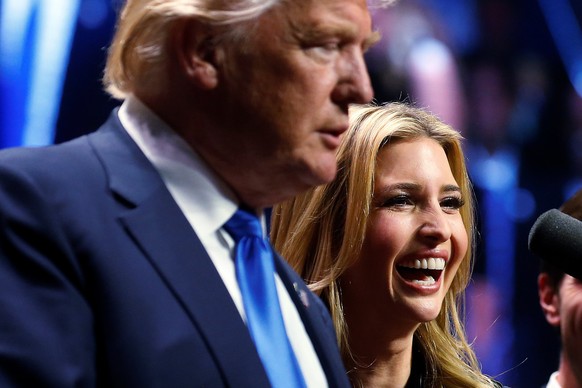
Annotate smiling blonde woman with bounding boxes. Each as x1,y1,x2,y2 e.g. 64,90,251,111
271,102,503,387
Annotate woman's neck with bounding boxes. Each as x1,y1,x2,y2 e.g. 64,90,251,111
346,325,418,388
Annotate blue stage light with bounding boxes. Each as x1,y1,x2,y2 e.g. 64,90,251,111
539,0,582,97
0,0,80,148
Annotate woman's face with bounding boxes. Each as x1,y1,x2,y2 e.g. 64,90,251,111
342,137,468,330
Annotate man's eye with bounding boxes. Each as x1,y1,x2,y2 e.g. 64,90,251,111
305,42,341,60
321,42,340,51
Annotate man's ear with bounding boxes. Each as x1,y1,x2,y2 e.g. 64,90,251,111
172,20,219,90
538,273,561,327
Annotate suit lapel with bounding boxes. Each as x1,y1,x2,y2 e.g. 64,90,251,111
89,112,270,387
273,251,349,387
120,193,269,387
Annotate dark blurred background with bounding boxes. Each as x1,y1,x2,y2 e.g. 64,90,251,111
1,0,581,386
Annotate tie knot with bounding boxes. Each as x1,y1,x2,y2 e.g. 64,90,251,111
224,208,263,242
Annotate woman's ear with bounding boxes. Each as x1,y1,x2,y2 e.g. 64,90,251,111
172,19,219,90
538,273,561,327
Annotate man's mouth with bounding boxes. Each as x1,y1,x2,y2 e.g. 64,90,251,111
318,130,344,149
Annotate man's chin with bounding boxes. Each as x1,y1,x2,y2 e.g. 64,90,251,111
305,160,338,187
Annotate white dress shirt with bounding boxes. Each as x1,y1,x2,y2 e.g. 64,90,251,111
118,96,327,387
546,371,561,388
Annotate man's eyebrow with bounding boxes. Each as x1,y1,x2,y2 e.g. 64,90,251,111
363,30,381,51
296,22,355,41
295,22,381,49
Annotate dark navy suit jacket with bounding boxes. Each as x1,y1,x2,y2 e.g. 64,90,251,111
0,111,349,388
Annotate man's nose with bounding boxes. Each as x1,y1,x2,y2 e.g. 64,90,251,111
332,50,374,105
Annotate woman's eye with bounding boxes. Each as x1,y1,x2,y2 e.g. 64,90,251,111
382,195,413,208
441,196,465,210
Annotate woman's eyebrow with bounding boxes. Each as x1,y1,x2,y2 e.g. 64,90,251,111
378,182,422,194
442,184,462,194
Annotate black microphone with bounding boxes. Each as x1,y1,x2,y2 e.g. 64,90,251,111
528,208,582,280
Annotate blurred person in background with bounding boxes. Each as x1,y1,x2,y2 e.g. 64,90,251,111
537,188,582,388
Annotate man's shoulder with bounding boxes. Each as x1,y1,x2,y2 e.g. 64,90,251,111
0,134,98,181
0,110,127,177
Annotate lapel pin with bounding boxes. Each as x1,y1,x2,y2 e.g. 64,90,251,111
293,282,309,308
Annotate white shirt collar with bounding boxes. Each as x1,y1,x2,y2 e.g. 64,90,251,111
546,371,562,388
117,95,240,236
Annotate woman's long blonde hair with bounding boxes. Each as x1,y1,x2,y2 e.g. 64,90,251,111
271,102,496,387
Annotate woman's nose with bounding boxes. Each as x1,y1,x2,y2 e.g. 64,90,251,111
417,208,452,243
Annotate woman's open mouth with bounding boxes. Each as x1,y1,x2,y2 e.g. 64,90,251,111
396,258,446,286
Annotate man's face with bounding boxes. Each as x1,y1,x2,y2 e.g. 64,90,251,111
558,276,582,383
208,0,377,207
539,273,582,385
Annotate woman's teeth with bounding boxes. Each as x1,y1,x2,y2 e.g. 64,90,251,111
399,258,446,270
412,277,436,286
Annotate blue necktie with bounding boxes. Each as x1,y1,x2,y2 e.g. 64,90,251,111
224,208,306,388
